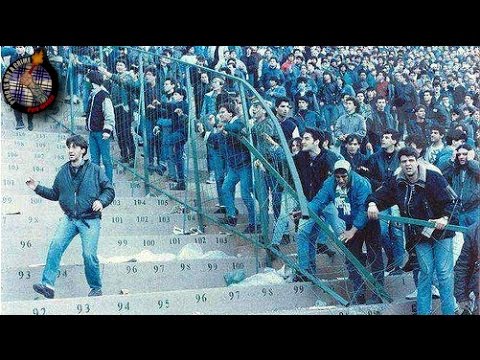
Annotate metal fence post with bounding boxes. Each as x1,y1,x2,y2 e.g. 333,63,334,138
239,84,269,270
138,53,150,195
185,65,205,232
68,56,74,133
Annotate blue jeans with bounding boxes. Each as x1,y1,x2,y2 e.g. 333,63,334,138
380,208,406,268
157,118,175,176
322,104,339,129
89,132,113,183
272,192,298,245
141,117,161,166
265,173,282,221
344,221,384,301
459,207,480,227
316,203,346,245
81,74,91,113
222,164,256,225
211,148,227,207
296,206,346,274
167,132,186,184
42,216,102,290
415,237,455,315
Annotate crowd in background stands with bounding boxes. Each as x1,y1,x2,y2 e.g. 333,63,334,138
1,46,478,314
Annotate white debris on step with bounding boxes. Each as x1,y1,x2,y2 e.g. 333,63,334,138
135,250,176,262
98,250,175,264
276,264,294,281
229,268,286,287
172,226,203,235
178,243,204,259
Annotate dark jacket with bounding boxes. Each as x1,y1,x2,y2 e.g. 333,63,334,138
367,164,458,243
365,149,399,191
224,117,251,169
293,110,324,134
35,160,115,219
454,222,479,302
294,150,333,201
406,119,436,144
85,87,115,134
393,81,418,111
341,150,369,176
440,159,480,212
156,100,189,142
323,149,343,170
279,118,298,143
319,81,341,105
367,109,396,148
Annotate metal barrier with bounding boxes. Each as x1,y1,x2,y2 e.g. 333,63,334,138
44,45,475,306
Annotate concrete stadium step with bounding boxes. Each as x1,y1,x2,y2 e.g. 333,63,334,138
1,231,236,268
1,119,71,134
2,137,136,162
1,196,251,228
1,179,148,197
2,256,264,301
2,136,71,151
318,272,417,305
1,228,346,278
1,282,320,315
2,194,195,215
1,273,418,315
259,299,435,315
2,212,199,236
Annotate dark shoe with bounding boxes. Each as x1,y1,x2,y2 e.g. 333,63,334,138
316,244,335,257
214,207,227,214
221,217,237,227
27,121,33,131
155,165,167,176
171,183,186,191
33,283,54,299
280,234,291,245
120,157,129,164
349,295,366,305
165,177,177,183
88,288,103,297
128,159,135,168
15,122,25,130
402,255,417,273
243,224,261,234
292,274,311,283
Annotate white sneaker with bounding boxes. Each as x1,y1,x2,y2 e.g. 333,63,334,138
406,289,417,300
406,286,440,300
206,172,215,184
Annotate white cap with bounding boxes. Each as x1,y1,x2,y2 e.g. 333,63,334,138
334,159,351,173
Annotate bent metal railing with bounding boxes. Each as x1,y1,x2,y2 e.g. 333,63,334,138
124,47,391,305
47,46,473,306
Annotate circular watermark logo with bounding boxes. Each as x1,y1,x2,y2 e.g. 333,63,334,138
2,47,59,114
